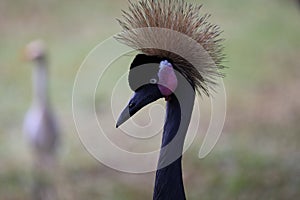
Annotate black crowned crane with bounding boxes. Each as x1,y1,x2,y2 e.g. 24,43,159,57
115,0,225,199
23,40,59,200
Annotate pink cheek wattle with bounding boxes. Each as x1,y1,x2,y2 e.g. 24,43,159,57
158,63,178,96
158,85,173,96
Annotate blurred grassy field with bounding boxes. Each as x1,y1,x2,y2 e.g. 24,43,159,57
0,0,300,199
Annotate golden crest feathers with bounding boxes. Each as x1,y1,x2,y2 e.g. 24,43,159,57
116,0,225,95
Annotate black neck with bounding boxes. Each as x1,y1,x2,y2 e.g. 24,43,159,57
153,91,194,200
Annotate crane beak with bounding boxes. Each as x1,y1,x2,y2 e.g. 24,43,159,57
116,84,163,128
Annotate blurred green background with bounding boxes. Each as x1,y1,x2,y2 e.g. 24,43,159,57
0,0,300,199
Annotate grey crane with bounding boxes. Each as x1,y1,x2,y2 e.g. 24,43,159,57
23,40,59,200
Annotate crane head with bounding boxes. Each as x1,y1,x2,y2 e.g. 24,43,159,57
24,39,46,61
116,54,178,128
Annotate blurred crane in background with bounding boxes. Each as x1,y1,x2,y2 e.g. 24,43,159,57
23,40,59,200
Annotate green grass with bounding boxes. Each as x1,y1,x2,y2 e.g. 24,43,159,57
0,0,300,199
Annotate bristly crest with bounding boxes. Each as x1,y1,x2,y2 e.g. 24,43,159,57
116,0,225,96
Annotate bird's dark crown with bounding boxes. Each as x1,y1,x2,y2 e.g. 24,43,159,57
128,53,195,92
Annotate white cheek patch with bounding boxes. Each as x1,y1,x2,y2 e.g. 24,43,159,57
158,60,178,96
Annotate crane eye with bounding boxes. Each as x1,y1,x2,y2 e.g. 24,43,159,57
150,78,157,84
